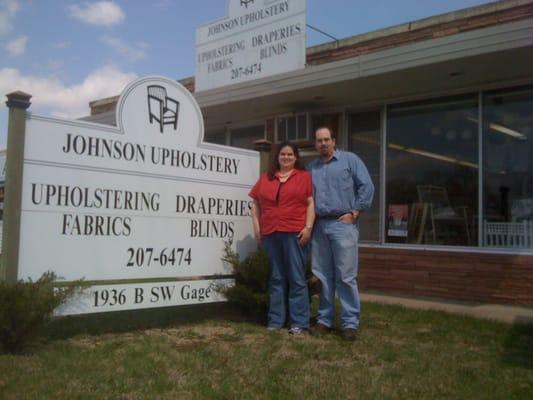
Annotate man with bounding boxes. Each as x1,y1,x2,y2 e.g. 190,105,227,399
308,127,374,341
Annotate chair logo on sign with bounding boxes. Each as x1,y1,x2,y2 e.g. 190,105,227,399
240,0,254,8
147,85,180,133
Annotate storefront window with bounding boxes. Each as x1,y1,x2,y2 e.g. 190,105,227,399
348,111,381,242
483,87,533,249
386,96,478,246
229,124,264,150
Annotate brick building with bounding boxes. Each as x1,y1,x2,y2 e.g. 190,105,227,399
85,0,533,305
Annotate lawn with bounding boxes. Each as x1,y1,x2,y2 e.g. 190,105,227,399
0,301,532,399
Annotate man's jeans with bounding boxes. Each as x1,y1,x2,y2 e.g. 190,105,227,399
311,219,360,329
263,232,310,329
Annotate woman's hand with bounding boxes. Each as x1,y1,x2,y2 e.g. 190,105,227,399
254,226,262,243
251,200,262,244
299,197,315,246
298,226,312,246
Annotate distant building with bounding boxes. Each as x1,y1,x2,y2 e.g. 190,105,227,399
84,0,533,305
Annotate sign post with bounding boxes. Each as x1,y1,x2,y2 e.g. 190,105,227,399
1,91,31,283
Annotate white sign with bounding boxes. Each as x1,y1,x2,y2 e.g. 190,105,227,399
18,76,259,314
56,279,233,316
195,0,306,91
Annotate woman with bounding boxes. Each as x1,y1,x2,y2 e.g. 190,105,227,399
249,141,315,334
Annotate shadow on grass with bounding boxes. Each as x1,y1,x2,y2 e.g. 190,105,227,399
501,317,533,370
45,303,258,341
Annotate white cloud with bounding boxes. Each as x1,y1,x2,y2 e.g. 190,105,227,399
154,0,172,9
51,41,71,49
46,59,65,72
69,1,124,27
0,65,136,118
0,0,20,35
100,35,147,61
5,35,27,56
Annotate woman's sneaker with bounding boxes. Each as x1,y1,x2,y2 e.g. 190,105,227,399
267,326,281,332
288,327,308,335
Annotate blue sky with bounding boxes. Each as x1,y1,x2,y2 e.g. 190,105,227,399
0,0,496,147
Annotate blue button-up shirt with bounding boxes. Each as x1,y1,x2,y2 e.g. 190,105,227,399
308,150,374,216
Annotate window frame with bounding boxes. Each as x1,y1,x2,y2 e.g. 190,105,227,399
275,113,309,143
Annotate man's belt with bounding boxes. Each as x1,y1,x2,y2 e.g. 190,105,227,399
318,213,347,219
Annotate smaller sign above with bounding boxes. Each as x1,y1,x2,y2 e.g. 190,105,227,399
196,0,306,92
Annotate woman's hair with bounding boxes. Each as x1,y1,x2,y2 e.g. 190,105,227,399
267,141,305,180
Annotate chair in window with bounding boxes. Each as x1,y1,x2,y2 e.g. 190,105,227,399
484,198,533,248
416,185,471,245
147,85,179,133
484,220,533,248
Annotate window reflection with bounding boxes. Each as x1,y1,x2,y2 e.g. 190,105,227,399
386,96,478,246
348,111,381,242
483,87,533,249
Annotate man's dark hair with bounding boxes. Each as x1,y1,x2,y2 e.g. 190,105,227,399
314,126,336,140
268,141,305,180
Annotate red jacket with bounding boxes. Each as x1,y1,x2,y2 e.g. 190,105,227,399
249,169,312,235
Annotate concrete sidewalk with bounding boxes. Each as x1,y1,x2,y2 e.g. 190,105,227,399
361,292,533,325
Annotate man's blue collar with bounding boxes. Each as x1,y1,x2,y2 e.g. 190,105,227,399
320,149,340,163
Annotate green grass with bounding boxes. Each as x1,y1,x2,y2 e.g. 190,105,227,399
0,301,532,399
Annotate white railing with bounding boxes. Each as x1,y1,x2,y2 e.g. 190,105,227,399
484,220,533,249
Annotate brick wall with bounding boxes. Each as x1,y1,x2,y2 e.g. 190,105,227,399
90,97,119,115
307,4,533,66
359,247,533,305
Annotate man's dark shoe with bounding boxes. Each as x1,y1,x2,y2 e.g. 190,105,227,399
310,323,331,336
342,328,357,341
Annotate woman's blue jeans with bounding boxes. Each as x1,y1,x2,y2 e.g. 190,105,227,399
262,232,310,329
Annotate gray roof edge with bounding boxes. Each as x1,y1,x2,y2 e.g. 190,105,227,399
89,95,119,108
307,0,533,55
79,110,116,126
